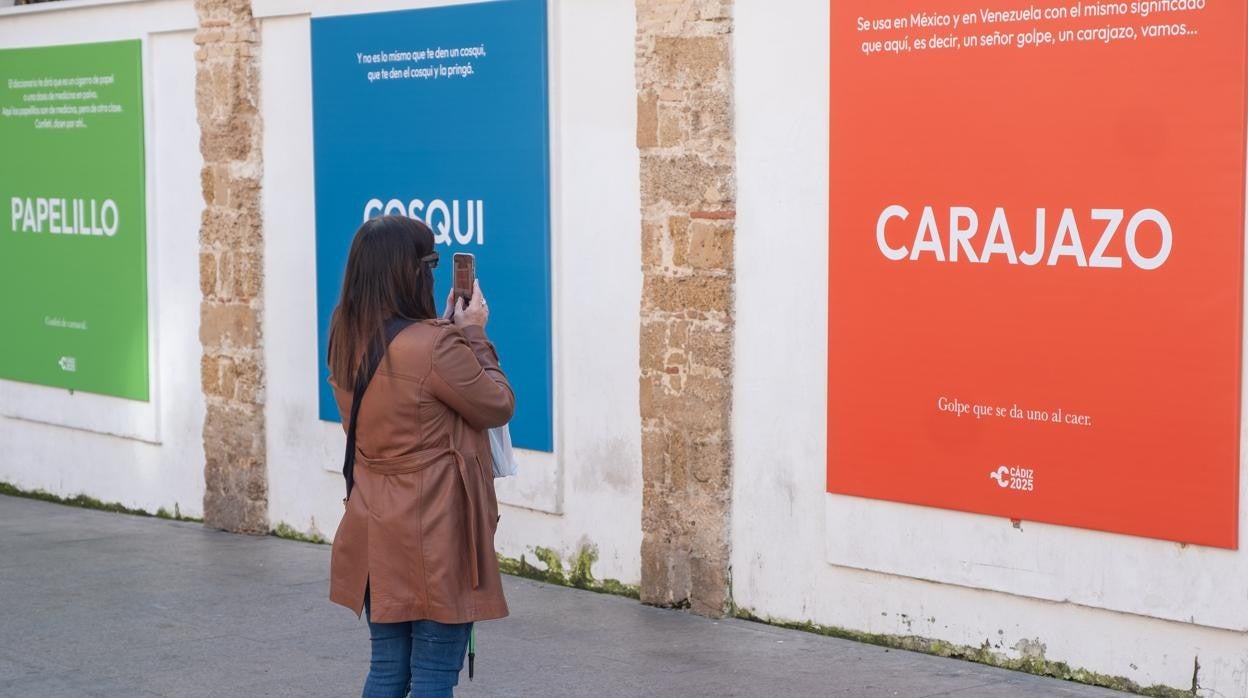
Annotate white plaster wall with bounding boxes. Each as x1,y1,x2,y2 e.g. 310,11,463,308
259,0,643,585
0,0,206,517
732,1,1248,694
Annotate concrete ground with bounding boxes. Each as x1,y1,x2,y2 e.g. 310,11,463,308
0,494,1130,697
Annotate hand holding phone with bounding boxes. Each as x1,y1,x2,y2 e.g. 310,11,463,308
453,280,489,328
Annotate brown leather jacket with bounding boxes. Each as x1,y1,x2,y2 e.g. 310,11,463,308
328,319,514,624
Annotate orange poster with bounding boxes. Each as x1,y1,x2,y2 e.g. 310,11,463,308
828,1,1247,548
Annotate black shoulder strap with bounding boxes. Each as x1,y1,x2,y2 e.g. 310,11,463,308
343,317,417,499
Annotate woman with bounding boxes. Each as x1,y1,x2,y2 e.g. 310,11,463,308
327,215,513,697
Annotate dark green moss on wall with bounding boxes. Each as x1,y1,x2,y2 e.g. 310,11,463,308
0,481,202,523
497,544,640,600
270,522,328,544
733,608,1191,697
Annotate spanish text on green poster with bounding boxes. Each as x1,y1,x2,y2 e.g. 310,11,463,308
0,40,149,400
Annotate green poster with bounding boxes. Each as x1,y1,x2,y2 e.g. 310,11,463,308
0,40,149,401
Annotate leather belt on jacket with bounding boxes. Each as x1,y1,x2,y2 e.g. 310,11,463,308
353,441,482,589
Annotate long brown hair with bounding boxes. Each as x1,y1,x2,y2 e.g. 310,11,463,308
328,215,438,387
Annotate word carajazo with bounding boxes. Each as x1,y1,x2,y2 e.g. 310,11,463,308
11,197,120,236
874,205,1172,270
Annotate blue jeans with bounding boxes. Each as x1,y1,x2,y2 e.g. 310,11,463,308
363,594,473,698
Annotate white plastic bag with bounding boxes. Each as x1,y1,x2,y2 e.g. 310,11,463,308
488,424,519,478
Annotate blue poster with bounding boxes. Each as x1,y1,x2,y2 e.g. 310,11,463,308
311,0,552,451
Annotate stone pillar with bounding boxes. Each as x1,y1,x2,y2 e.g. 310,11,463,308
635,0,736,616
194,0,267,534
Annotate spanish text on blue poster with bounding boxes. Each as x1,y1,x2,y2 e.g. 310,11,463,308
311,0,552,451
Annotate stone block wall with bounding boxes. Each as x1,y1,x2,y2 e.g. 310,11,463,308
635,0,737,616
195,0,268,534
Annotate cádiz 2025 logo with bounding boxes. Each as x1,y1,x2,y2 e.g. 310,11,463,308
990,465,1035,492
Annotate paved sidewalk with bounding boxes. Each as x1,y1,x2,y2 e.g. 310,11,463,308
0,495,1128,697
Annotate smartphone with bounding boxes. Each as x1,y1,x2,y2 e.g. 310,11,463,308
453,252,475,307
